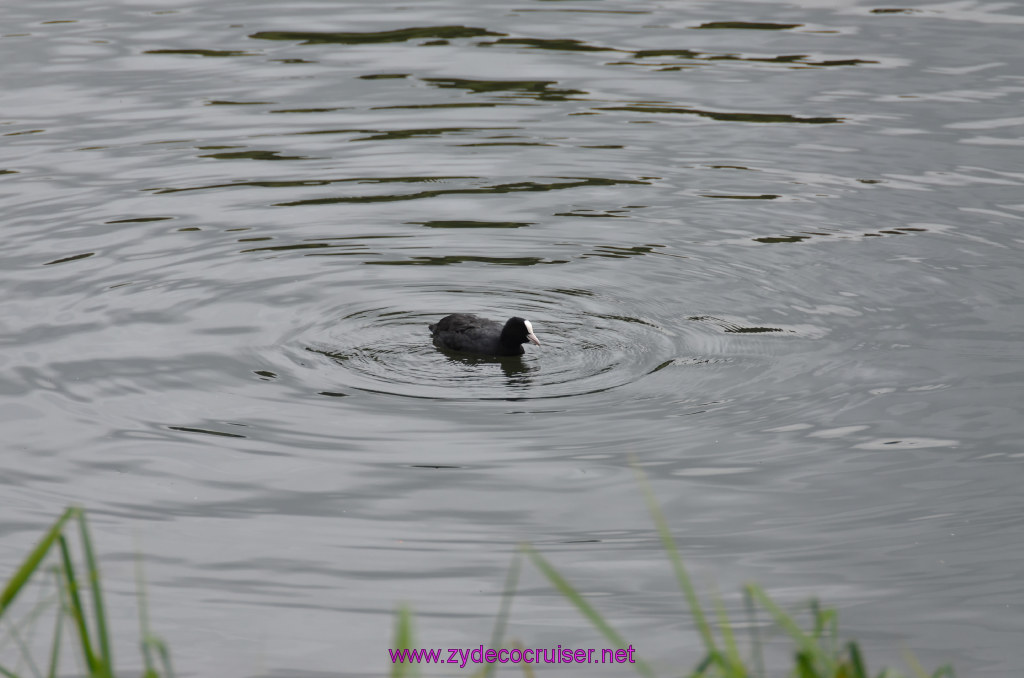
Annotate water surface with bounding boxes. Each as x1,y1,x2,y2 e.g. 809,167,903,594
2,0,1023,675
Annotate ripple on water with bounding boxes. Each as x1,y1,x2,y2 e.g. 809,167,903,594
288,285,684,401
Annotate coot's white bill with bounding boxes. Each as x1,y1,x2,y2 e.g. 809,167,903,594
524,319,541,346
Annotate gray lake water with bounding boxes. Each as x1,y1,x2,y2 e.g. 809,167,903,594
2,0,1023,676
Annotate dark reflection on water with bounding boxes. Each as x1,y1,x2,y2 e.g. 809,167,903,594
249,26,505,45
412,220,533,229
3,0,1024,677
688,316,785,334
440,352,533,385
145,49,257,57
168,425,248,439
199,149,313,161
629,49,878,68
273,177,649,206
481,37,615,52
694,21,802,30
366,255,568,266
43,251,95,265
599,105,843,124
423,77,588,100
150,176,476,194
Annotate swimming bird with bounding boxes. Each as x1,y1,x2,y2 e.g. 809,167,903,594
429,314,541,357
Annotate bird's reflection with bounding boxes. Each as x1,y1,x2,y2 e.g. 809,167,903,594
440,352,534,386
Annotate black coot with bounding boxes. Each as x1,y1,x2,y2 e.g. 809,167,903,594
429,314,541,357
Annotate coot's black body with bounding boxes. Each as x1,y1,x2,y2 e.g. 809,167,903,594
429,314,541,357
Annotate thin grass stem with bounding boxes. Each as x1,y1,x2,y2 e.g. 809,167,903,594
56,535,97,675
481,555,521,678
521,545,655,678
75,514,112,678
389,606,418,678
0,509,77,619
45,595,62,678
135,551,156,677
746,584,835,675
712,594,743,676
633,467,718,655
1,619,41,678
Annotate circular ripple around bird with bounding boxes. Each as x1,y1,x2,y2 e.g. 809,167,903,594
289,286,685,401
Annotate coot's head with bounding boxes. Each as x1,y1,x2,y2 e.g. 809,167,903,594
503,317,541,347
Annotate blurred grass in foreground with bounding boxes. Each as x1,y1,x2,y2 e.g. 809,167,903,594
393,471,957,678
3,499,956,678
0,507,171,678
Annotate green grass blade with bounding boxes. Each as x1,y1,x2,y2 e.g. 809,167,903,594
139,633,157,673
810,601,840,656
903,650,956,678
522,545,655,678
810,599,824,638
74,513,112,678
0,588,58,657
690,651,715,676
0,663,24,678
904,648,928,678
135,550,157,677
0,509,77,620
694,649,737,677
826,608,839,655
633,467,718,654
746,584,829,670
1,619,42,678
46,590,63,678
743,586,766,678
157,638,175,678
521,546,625,646
481,555,521,678
49,564,70,678
389,606,418,678
511,642,536,678
141,636,174,678
56,536,98,675
712,594,744,676
796,651,822,678
846,641,867,678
